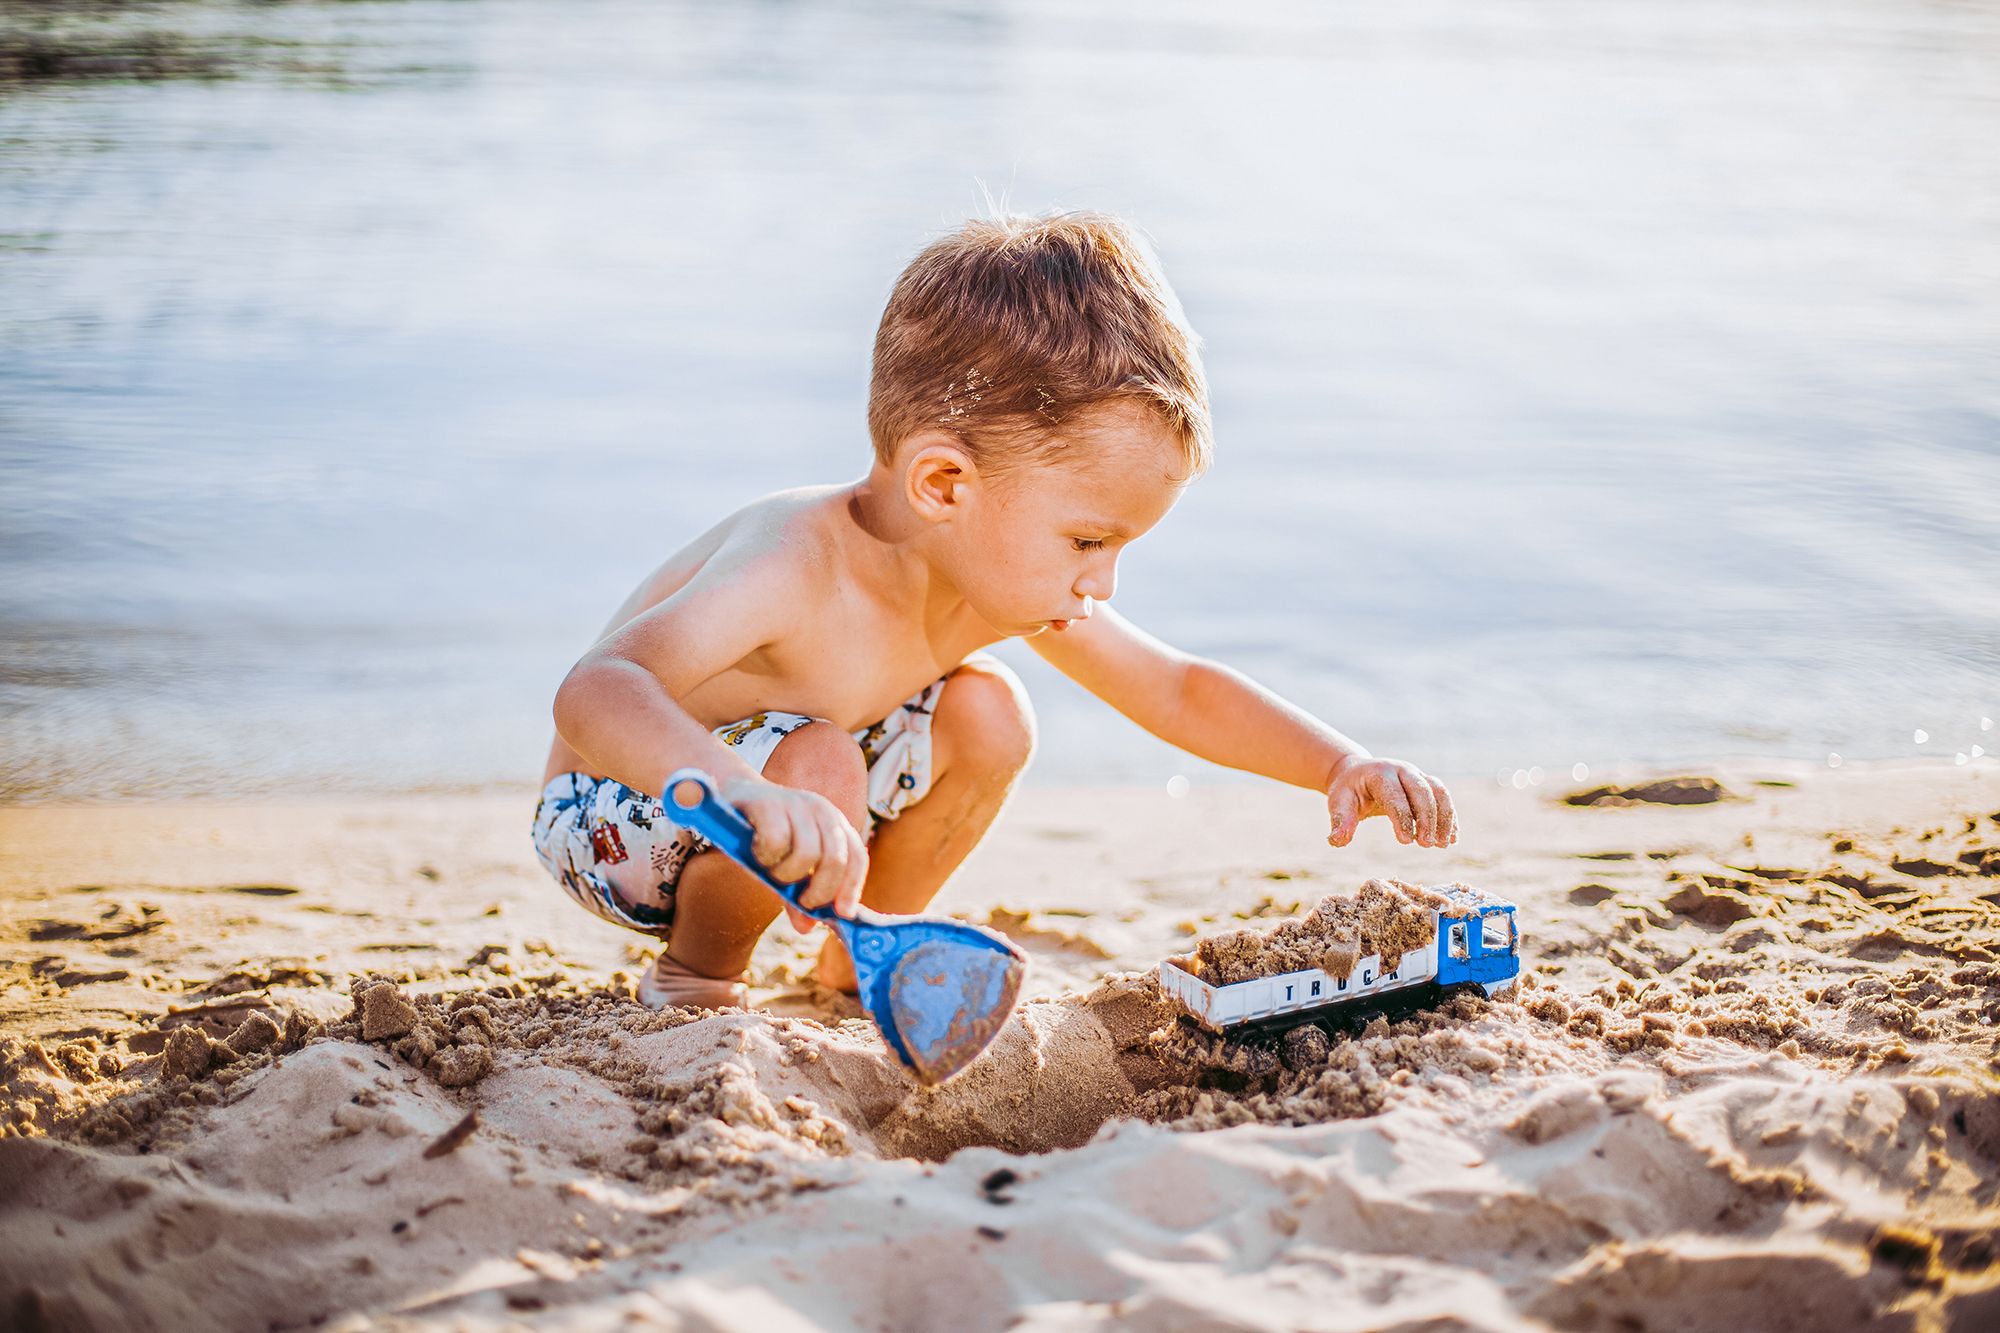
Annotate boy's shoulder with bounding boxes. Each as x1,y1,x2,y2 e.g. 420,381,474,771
710,484,848,564
676,485,851,600
613,486,854,671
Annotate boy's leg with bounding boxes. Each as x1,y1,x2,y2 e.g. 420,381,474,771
663,721,871,984
815,660,1037,992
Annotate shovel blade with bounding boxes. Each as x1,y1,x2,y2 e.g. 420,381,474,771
884,938,1025,1085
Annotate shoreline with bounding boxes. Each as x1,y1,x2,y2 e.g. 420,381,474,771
4,751,1988,810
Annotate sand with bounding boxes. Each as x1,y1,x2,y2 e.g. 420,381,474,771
1181,876,1449,985
2,763,1998,1329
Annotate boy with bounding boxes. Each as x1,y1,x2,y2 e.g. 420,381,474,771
534,211,1458,1010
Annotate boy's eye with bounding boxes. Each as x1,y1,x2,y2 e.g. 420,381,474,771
1071,537,1105,553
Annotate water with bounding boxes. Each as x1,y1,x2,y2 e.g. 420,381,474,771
4,0,1997,802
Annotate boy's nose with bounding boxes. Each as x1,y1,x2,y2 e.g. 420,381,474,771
1077,560,1116,604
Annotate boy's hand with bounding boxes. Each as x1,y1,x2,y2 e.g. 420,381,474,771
718,777,868,931
1325,757,1457,849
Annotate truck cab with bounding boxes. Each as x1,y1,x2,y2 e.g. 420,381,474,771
1434,904,1519,996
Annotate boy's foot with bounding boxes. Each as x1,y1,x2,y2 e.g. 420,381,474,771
637,953,747,1010
813,936,860,995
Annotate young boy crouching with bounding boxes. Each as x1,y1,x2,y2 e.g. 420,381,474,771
534,211,1457,1010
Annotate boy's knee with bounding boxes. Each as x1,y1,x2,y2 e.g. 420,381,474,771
938,660,1036,777
761,721,869,828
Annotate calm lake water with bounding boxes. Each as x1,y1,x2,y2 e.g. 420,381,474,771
3,0,1997,801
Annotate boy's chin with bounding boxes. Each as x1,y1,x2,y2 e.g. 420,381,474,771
967,601,1051,637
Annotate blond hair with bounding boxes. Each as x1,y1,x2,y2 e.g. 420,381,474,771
867,210,1211,483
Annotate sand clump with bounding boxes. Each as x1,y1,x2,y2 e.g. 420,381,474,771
9,1007,322,1150
1185,877,1451,985
159,1026,211,1080
358,980,420,1041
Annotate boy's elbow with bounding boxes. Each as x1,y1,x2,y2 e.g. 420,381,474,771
553,653,680,744
552,656,612,741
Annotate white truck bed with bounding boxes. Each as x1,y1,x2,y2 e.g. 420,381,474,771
1159,937,1438,1032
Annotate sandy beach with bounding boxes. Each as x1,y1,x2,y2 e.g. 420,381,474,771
3,762,1997,1330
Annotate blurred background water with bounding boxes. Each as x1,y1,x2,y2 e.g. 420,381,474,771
2,0,1996,802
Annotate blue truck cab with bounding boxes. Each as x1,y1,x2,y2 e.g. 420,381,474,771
1434,902,1520,997
1158,883,1524,1035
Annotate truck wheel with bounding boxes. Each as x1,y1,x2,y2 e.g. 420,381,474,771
1280,1023,1331,1071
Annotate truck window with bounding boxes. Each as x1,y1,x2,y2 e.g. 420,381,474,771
1481,914,1512,952
1448,922,1468,960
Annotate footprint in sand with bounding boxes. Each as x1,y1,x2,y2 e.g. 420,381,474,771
1819,872,1904,900
1958,847,1999,876
1662,882,1761,927
983,906,1114,962
27,905,166,942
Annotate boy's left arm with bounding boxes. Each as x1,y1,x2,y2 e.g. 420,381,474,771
1028,606,1457,848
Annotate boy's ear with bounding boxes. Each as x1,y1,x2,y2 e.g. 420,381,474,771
902,431,978,523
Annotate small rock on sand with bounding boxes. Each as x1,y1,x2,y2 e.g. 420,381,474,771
1279,1024,1330,1072
1566,777,1729,807
161,1026,212,1080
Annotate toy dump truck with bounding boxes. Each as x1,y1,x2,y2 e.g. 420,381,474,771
1158,883,1521,1036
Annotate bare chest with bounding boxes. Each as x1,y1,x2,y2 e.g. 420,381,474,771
680,592,987,732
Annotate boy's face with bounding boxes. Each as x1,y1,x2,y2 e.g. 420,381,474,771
928,401,1189,637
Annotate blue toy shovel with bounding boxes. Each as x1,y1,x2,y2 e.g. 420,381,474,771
663,768,1027,1086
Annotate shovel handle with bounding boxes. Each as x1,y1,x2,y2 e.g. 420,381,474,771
661,768,833,922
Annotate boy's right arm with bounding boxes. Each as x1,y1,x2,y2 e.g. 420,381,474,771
550,536,864,923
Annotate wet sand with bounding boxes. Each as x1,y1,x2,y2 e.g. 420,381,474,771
2,763,1997,1330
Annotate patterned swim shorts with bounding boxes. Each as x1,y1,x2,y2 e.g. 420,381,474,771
530,656,1002,940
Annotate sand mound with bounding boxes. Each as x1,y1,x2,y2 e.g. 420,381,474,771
1181,877,1446,985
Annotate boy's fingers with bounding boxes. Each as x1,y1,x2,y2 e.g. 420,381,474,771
774,809,823,895
838,828,869,916
805,811,852,912
1326,789,1360,847
783,903,817,933
1377,770,1416,843
747,800,793,869
1401,770,1439,847
1432,778,1459,844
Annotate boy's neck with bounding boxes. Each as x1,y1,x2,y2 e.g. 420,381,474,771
840,471,979,638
